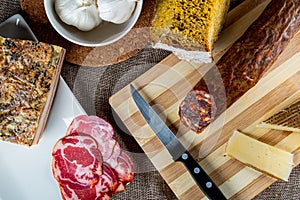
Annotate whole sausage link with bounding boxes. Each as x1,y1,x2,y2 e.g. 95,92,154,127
179,0,300,133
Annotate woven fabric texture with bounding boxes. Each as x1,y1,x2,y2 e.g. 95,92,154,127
0,0,299,200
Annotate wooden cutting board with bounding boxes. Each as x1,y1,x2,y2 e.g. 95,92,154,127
109,0,300,199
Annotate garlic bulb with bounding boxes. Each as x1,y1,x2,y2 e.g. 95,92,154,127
97,0,138,24
55,0,102,31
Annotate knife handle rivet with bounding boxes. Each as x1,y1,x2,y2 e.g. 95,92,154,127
206,182,212,188
194,167,200,174
182,153,188,160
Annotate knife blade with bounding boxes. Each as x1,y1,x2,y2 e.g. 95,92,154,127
130,85,226,200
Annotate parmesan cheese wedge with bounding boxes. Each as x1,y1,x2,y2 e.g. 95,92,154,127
225,131,294,181
257,100,300,133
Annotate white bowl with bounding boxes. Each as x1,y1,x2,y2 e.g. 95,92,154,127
44,0,143,47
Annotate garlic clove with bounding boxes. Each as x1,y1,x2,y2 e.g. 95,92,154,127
55,0,102,31
97,0,138,24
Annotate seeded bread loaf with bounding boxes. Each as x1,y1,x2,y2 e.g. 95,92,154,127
151,0,230,63
0,36,65,146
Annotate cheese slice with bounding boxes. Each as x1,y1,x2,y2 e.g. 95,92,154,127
225,131,294,181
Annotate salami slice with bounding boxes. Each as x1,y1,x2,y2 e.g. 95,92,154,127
113,151,135,193
67,115,121,163
59,184,99,200
52,133,102,190
93,163,118,198
52,115,135,199
59,183,111,200
59,163,118,200
67,115,114,138
67,115,134,193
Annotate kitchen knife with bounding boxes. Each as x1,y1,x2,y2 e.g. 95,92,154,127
130,85,227,200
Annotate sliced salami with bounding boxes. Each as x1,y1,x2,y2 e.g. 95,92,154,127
60,184,111,200
67,115,114,138
58,163,118,200
67,115,121,163
113,151,135,193
59,183,99,200
104,140,121,169
93,163,119,198
52,115,135,199
52,133,102,190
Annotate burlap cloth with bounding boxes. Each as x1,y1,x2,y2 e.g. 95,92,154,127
1,0,299,199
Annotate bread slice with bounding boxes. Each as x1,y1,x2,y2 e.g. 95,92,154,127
151,0,230,63
0,36,66,146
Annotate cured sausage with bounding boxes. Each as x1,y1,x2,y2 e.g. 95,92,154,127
179,0,300,133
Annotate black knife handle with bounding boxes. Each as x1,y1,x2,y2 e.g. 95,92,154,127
176,150,227,200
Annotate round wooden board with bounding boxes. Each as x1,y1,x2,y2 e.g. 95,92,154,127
20,0,155,67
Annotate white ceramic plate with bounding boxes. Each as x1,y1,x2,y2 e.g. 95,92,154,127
0,14,86,200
